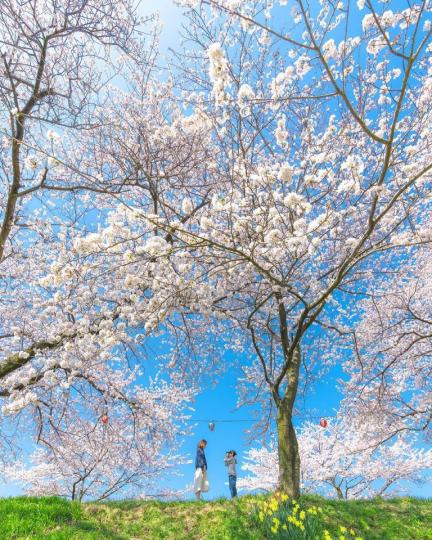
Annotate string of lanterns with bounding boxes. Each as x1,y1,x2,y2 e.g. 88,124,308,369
98,415,331,430
193,418,331,432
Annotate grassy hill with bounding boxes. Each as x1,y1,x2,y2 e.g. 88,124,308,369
0,494,430,540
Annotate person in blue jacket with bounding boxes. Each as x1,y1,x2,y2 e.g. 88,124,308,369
194,439,208,500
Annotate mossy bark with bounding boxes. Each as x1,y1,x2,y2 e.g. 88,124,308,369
275,344,301,498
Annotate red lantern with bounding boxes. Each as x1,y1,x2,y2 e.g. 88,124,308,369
319,418,328,428
101,415,109,425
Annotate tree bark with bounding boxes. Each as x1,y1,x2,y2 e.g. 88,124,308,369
0,38,48,262
333,481,344,500
275,344,301,498
276,404,300,498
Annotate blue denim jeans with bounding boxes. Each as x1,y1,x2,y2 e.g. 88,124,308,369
228,475,237,498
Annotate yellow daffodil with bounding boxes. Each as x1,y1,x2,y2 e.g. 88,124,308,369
299,510,306,520
286,515,303,529
340,526,347,533
350,529,355,536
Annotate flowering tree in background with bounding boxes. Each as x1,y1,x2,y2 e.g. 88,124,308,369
239,416,432,499
238,443,278,494
5,379,191,501
343,246,432,444
166,0,432,496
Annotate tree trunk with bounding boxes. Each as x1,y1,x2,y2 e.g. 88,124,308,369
336,486,344,499
275,344,301,498
332,481,344,500
276,403,300,498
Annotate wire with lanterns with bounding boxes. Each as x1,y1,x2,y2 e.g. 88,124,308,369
193,417,331,432
96,412,332,430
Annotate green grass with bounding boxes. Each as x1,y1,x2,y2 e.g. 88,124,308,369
0,494,430,540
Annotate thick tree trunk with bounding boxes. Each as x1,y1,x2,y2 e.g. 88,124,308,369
275,344,301,498
276,403,300,498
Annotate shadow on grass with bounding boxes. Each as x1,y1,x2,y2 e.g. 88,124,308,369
31,520,128,540
99,498,203,511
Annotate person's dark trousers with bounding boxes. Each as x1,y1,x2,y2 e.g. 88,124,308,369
229,475,237,498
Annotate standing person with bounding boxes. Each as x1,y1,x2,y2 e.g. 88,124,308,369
194,439,208,500
224,450,237,498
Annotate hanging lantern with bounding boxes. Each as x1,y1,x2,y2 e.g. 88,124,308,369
319,418,328,428
208,421,215,432
101,414,109,425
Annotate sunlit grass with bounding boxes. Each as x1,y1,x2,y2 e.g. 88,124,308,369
0,494,430,539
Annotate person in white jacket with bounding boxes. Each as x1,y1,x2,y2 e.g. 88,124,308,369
224,450,237,498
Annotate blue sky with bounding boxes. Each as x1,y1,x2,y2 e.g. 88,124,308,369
141,0,183,53
1,0,430,501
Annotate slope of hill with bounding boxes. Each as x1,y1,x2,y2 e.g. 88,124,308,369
0,494,430,539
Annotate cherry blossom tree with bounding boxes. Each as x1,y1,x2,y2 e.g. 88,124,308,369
0,1,210,489
342,246,432,445
2,0,431,501
238,443,278,494
239,417,432,499
0,0,154,262
0,79,210,492
5,377,192,501
160,0,432,496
